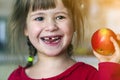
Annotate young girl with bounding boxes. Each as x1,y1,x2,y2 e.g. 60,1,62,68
8,0,120,80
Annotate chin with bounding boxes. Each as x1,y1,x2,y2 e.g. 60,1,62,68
43,49,64,57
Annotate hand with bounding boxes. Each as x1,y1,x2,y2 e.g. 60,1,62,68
93,34,120,63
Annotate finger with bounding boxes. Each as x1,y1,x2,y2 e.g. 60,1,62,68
110,37,120,55
93,50,109,62
117,34,120,40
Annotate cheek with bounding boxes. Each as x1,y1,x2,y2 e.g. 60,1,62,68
26,19,44,35
62,21,74,35
60,22,74,42
26,24,43,38
67,23,74,41
27,26,42,46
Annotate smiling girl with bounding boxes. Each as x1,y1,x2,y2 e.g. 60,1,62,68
8,0,120,80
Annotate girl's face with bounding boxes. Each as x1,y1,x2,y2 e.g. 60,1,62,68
25,0,74,56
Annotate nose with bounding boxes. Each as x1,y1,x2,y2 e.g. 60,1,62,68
45,18,58,32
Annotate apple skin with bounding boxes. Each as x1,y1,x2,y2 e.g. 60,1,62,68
91,28,118,55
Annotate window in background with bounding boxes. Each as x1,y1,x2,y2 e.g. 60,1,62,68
0,18,7,52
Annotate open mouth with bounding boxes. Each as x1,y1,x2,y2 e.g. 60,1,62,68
41,35,63,44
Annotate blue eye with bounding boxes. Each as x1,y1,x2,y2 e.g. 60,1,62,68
35,17,44,21
56,16,65,20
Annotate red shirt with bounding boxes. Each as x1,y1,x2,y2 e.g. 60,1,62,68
8,62,120,80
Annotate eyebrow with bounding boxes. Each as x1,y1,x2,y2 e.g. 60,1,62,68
55,11,69,15
30,10,69,17
30,12,45,17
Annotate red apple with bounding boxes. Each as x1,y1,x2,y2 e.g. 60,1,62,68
91,28,118,55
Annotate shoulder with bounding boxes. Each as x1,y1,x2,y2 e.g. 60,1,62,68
75,62,98,78
75,62,98,72
8,66,25,80
63,62,98,79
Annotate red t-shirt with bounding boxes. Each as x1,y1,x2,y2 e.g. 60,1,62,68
8,62,120,80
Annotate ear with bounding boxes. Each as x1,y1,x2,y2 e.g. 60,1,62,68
24,27,28,36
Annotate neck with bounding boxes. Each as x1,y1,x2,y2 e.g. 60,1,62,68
26,52,76,79
36,51,75,67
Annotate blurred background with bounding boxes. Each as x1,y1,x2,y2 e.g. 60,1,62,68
1,0,120,80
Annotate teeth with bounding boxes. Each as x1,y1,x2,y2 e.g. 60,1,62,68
44,37,59,40
51,37,55,40
41,36,61,42
44,37,50,40
52,37,59,40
